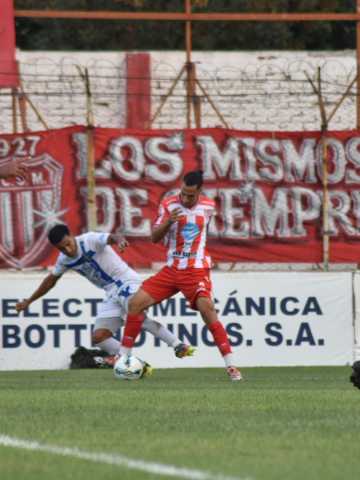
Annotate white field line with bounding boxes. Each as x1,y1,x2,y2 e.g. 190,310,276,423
0,434,251,480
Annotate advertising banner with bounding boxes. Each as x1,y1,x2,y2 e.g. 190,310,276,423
2,127,360,267
0,272,353,370
352,272,360,360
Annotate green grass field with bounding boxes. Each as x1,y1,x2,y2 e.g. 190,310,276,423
0,367,359,480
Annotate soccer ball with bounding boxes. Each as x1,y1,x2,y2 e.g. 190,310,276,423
113,354,146,381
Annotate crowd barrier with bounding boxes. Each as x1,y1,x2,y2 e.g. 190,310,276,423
0,271,357,370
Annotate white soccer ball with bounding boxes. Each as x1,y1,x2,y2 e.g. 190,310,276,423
113,354,145,381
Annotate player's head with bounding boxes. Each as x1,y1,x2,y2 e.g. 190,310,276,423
180,170,203,208
48,224,77,257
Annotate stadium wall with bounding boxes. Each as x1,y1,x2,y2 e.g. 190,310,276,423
0,50,356,132
0,271,356,370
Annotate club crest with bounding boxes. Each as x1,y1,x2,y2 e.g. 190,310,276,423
0,154,67,268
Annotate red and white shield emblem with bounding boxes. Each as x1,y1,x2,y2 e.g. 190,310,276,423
0,154,66,268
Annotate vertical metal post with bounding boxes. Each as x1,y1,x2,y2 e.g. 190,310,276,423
85,68,94,127
317,67,330,270
321,130,330,270
18,88,28,132
15,63,29,132
11,88,18,133
357,0,360,128
86,126,97,231
84,68,97,230
187,61,197,128
192,64,202,128
185,0,192,128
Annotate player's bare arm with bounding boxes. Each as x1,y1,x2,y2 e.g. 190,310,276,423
151,208,182,243
107,233,129,252
15,273,60,312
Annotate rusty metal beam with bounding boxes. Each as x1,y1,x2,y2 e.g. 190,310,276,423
185,0,192,128
14,10,360,22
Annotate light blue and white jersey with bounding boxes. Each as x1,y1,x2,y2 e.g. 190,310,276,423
53,232,140,296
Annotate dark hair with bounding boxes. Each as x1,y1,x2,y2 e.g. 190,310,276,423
183,170,203,189
48,224,70,245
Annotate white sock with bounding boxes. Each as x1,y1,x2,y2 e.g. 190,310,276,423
143,318,179,347
223,353,235,368
119,345,131,356
96,337,121,355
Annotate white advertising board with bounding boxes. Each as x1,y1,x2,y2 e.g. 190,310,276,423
0,271,354,370
352,272,360,361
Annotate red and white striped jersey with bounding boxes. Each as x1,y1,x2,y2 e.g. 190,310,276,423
154,194,215,270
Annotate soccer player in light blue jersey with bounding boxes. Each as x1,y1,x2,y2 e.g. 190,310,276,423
15,224,194,363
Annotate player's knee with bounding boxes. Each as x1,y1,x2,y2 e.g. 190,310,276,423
92,328,112,345
128,290,151,315
197,297,217,323
127,297,143,315
197,296,215,313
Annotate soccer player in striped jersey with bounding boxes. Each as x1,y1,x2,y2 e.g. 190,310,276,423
15,224,194,364
119,170,242,381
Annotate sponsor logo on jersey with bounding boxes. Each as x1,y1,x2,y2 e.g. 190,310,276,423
172,251,197,258
181,223,200,246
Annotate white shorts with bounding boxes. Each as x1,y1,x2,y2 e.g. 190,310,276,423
94,281,140,334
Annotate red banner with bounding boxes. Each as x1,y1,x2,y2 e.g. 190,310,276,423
1,126,360,268
0,0,19,88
